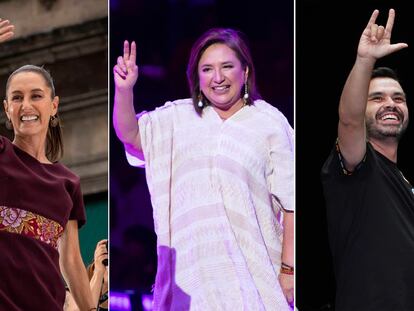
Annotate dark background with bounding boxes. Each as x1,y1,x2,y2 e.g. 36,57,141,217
296,1,413,310
109,0,293,299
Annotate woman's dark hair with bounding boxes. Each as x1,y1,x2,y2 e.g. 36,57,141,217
5,64,63,162
186,28,260,115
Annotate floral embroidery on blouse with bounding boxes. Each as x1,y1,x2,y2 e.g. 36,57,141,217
0,206,64,249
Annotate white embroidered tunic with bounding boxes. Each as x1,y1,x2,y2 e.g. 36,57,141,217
126,98,294,310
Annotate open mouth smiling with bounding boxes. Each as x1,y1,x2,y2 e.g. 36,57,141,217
376,109,403,124
20,115,39,122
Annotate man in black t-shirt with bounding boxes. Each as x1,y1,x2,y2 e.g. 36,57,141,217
321,9,414,311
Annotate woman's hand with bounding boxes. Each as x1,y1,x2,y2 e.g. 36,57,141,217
112,40,143,153
278,272,294,307
113,40,139,90
0,18,14,43
280,211,294,308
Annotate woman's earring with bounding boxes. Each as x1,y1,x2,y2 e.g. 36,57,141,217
5,119,13,130
197,94,204,108
243,83,249,103
50,115,59,127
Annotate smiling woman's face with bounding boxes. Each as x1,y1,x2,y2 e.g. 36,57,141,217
4,71,58,139
198,43,247,111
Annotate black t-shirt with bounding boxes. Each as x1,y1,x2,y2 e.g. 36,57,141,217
321,141,414,311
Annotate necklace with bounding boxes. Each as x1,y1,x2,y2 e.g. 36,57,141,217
399,170,414,194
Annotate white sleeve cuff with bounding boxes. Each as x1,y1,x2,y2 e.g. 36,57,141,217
125,149,145,168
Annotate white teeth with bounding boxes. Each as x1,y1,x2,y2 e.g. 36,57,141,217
21,115,39,121
381,114,398,121
213,86,227,90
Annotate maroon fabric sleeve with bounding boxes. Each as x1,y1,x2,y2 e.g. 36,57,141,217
0,136,5,153
69,178,86,228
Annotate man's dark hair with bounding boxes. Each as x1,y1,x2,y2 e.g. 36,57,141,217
372,66,401,82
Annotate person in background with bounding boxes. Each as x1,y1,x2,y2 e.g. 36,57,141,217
64,239,108,311
87,239,109,311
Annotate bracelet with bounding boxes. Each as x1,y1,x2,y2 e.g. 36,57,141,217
280,262,294,275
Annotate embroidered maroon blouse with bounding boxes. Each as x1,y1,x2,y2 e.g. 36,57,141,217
0,135,86,310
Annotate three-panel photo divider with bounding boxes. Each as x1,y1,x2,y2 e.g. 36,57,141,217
0,0,413,310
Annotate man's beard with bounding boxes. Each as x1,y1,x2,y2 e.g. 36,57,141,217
366,116,408,141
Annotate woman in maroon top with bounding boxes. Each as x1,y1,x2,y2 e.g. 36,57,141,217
0,21,95,311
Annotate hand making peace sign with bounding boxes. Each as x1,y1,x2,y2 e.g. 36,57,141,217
113,40,139,90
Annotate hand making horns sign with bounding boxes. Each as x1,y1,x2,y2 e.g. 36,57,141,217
358,9,408,61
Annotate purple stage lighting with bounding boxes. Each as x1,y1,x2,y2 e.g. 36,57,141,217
110,291,132,311
141,293,154,311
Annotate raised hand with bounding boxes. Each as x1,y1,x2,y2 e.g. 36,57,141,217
0,18,14,43
358,9,408,61
113,40,139,90
94,239,108,273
